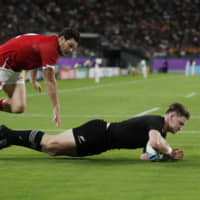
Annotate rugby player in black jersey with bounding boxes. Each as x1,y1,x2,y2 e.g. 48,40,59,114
0,103,190,161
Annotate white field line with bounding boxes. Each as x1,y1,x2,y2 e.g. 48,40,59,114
29,129,200,134
180,130,200,134
6,108,160,119
7,114,200,119
7,114,135,118
27,76,179,97
190,116,200,119
5,113,152,118
184,92,196,98
134,107,160,117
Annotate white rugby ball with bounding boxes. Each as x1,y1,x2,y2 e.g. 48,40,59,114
146,141,164,161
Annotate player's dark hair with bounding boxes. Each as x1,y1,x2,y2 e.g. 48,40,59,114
165,103,190,119
58,28,80,43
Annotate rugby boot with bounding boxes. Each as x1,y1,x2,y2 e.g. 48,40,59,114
0,125,10,149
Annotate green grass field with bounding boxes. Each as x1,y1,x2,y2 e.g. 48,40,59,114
1,73,200,200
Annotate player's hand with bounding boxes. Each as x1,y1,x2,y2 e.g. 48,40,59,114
53,105,61,127
169,148,184,160
32,81,42,93
140,153,149,160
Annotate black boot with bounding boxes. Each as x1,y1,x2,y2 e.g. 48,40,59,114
0,125,11,150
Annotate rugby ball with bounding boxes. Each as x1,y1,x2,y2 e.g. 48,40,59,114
146,141,164,161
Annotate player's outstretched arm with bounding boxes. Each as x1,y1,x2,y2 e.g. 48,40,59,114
168,148,184,160
30,68,42,93
140,151,184,161
148,130,184,161
140,153,149,160
43,68,61,127
149,130,172,155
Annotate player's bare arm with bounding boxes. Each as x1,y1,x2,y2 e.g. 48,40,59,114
141,130,184,160
141,130,175,161
29,68,42,93
43,67,61,127
140,153,149,160
148,130,171,154
168,148,184,160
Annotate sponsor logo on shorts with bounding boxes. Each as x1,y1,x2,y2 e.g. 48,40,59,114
0,139,8,147
77,136,86,144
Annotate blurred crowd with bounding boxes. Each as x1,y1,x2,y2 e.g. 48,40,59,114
0,0,200,57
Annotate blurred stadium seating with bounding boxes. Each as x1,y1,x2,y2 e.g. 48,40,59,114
1,0,200,75
0,0,200,57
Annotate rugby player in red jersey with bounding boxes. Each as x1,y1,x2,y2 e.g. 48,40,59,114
0,28,80,127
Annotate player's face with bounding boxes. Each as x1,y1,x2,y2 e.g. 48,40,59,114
59,37,78,56
168,113,187,134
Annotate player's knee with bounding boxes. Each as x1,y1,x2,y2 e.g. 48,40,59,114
47,151,58,156
11,103,26,113
43,141,60,156
46,145,59,156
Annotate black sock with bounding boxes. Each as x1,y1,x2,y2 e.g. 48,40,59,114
6,128,45,151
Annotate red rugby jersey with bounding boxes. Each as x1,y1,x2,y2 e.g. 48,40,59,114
0,34,59,72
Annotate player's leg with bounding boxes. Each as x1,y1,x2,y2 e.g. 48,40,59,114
0,125,44,150
0,69,26,113
41,130,78,156
1,83,26,113
0,125,78,156
0,120,110,157
39,119,110,157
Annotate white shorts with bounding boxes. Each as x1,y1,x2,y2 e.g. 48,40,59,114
0,68,24,90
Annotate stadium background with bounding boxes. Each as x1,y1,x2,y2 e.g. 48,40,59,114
1,0,200,200
1,0,200,75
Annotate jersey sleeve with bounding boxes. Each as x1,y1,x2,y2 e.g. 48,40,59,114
148,117,164,134
39,37,58,70
148,116,167,139
142,147,146,153
143,117,164,153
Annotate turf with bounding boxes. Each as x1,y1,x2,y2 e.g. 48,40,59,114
0,73,200,200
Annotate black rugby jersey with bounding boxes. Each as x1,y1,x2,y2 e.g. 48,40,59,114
108,115,166,149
